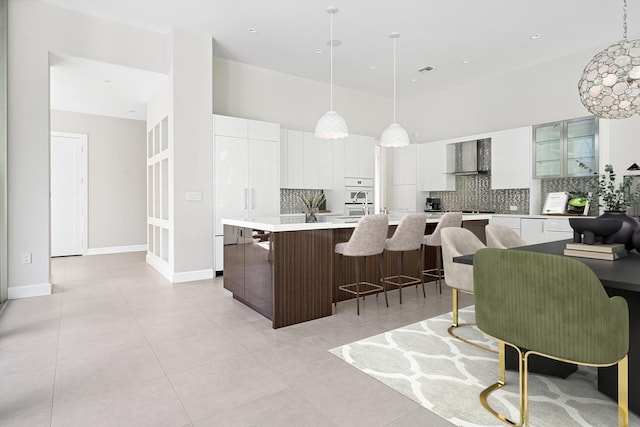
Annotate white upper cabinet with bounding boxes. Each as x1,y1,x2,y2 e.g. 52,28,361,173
248,119,279,141
344,135,375,179
491,126,532,189
280,130,333,189
418,141,455,191
391,144,417,186
213,115,248,138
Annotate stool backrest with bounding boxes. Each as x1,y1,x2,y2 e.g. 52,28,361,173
441,227,485,292
486,224,527,249
428,212,462,246
343,214,389,257
386,213,426,251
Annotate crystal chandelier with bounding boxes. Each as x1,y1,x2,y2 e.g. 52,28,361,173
315,7,348,139
578,0,640,119
380,33,410,148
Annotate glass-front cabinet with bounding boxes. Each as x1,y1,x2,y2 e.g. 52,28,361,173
533,116,597,178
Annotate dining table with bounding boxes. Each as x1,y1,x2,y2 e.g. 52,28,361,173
454,238,640,415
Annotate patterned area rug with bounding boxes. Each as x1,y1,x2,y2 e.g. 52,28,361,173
329,307,637,427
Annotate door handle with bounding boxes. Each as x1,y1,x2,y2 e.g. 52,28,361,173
243,188,248,210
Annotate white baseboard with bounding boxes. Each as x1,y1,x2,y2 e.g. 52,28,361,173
145,254,173,282
8,282,51,299
146,254,214,283
87,244,147,255
172,269,214,283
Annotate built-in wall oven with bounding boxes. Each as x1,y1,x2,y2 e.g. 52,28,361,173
345,178,373,216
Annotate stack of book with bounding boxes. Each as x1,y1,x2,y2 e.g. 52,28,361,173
563,242,628,260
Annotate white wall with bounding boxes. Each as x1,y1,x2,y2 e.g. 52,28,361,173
51,110,147,250
213,56,389,137
171,29,213,278
403,48,599,143
8,0,168,296
607,116,640,177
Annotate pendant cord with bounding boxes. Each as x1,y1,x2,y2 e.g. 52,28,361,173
330,10,334,111
393,35,397,124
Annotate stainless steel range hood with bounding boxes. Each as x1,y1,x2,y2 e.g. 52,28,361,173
454,139,490,175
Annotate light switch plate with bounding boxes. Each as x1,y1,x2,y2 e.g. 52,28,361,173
185,192,202,201
510,205,518,211
21,253,32,264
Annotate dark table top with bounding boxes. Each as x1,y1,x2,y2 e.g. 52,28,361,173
454,239,640,293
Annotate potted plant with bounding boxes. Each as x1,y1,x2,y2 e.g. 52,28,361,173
298,192,325,223
578,161,640,249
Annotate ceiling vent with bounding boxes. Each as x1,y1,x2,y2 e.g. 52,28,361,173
418,66,438,73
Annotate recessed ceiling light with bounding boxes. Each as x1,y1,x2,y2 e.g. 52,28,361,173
327,39,342,47
248,28,257,33
369,65,377,70
316,48,324,54
410,78,417,82
128,109,136,113
463,59,471,64
103,79,112,83
530,34,542,40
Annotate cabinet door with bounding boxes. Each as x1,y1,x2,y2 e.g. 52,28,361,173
248,138,279,219
248,119,278,141
392,144,417,185
344,135,360,178
303,132,319,189
215,136,249,235
419,141,454,191
491,127,532,189
279,129,288,187
286,130,304,188
213,115,247,138
318,140,333,189
359,136,376,179
520,218,547,244
534,123,562,177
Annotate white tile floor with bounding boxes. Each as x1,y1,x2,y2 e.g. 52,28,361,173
0,252,474,426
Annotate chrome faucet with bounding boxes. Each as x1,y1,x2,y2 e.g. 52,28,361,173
353,191,369,215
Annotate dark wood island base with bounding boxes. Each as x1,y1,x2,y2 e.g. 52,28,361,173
223,218,488,328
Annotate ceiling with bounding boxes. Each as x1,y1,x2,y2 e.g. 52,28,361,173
43,0,639,119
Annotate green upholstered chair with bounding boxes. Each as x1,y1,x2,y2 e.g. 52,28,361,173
473,248,629,427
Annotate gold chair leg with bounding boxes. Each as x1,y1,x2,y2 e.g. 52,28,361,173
447,289,497,354
619,355,629,427
480,341,525,426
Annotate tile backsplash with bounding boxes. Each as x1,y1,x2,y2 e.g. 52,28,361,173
430,174,530,214
280,189,326,214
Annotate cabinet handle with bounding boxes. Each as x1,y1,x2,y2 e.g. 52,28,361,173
251,187,255,209
243,188,248,210
541,222,545,233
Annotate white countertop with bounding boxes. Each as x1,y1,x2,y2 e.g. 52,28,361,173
221,213,493,232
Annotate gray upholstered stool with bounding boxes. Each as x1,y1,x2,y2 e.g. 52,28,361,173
383,213,426,304
421,211,462,293
441,227,495,353
485,224,527,249
335,214,389,315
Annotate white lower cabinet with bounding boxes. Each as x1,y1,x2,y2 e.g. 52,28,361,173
491,215,573,245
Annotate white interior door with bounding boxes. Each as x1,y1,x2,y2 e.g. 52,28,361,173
51,132,87,257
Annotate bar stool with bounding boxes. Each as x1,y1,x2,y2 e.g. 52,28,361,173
383,213,427,304
421,211,462,293
335,214,389,315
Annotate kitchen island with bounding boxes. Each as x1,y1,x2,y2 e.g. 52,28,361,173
221,213,491,328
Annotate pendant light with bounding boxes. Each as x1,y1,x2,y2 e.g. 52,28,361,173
315,7,349,139
578,0,640,119
380,32,410,148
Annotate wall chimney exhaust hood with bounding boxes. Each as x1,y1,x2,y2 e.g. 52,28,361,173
453,139,491,175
